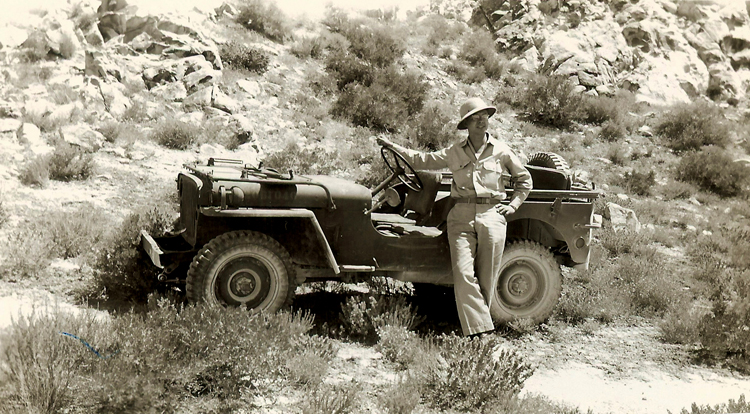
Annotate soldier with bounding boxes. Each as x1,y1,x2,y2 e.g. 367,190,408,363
377,97,533,337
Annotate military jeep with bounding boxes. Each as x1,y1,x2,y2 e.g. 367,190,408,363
141,146,601,323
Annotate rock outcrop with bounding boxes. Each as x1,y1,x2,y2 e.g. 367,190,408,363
489,0,750,105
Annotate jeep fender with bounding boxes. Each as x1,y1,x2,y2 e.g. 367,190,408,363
199,207,340,274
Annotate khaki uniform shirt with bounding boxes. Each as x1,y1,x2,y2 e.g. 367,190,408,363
392,133,533,209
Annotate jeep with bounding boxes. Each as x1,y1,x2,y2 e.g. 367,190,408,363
141,146,601,323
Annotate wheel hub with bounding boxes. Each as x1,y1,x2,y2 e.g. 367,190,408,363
215,257,272,308
498,262,541,309
230,272,257,297
508,274,531,296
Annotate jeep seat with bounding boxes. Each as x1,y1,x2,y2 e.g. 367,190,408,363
402,171,442,226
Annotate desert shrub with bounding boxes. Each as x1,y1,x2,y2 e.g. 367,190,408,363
658,179,694,200
697,267,750,371
96,120,143,144
47,83,79,105
678,394,750,414
19,155,50,188
339,294,423,343
1,309,97,413
290,36,326,59
150,119,201,150
57,31,78,59
1,301,335,412
332,68,428,132
376,325,425,369
457,29,508,81
378,375,421,414
302,383,360,414
580,95,620,125
655,101,731,152
423,334,533,412
445,59,487,84
616,252,684,315
599,119,628,142
405,102,459,151
19,30,49,62
598,226,649,257
658,302,703,345
515,73,584,129
330,16,406,68
556,246,684,322
618,169,656,196
2,206,112,273
325,51,376,90
580,91,635,126
120,99,151,122
1,223,54,280
0,198,7,229
48,143,95,181
285,342,336,387
676,146,750,197
87,206,175,302
220,41,269,73
555,259,629,324
606,144,628,166
235,0,291,43
420,14,467,56
263,143,339,175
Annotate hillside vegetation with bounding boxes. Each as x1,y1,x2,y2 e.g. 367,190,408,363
1,0,750,412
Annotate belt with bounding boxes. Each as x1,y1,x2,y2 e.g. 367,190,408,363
454,197,501,204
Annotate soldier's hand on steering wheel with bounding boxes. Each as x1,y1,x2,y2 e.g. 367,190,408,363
376,136,394,149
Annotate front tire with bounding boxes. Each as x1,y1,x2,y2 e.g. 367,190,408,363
186,231,296,313
491,240,561,324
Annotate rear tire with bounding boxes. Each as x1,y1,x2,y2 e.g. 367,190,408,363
527,152,570,172
186,231,296,313
490,240,561,324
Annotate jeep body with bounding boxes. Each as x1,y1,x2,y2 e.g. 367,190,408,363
142,154,601,323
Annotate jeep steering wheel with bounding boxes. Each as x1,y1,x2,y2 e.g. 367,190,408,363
380,146,423,192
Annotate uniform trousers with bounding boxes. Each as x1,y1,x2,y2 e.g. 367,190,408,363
447,202,507,336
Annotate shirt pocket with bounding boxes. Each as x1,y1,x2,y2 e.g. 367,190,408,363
479,158,504,191
449,158,472,190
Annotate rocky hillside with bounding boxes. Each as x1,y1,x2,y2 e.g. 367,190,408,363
467,0,750,105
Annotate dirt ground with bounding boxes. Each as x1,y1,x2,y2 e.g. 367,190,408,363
2,284,750,413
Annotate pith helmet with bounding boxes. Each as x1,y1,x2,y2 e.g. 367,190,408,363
457,97,496,130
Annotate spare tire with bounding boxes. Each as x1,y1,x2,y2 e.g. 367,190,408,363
527,152,570,172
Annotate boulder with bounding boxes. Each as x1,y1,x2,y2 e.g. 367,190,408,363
0,118,22,133
215,3,240,18
212,89,239,114
182,86,213,111
97,81,131,118
25,99,53,123
142,66,176,89
129,32,156,52
229,114,254,144
46,20,80,58
16,123,42,146
577,71,602,87
59,124,105,152
183,67,222,92
47,102,81,127
237,79,262,97
97,0,131,42
604,202,641,232
85,50,122,82
151,81,187,101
